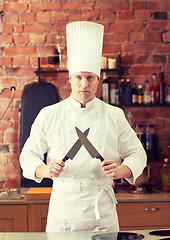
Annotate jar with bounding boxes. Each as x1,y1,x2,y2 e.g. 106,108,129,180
145,124,155,150
135,124,145,146
162,158,170,192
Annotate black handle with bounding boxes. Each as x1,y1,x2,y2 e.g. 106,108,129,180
96,155,104,162
62,155,69,162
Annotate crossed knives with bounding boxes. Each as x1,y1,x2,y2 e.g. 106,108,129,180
62,127,104,162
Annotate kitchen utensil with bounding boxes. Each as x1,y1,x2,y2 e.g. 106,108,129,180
75,127,104,161
62,128,90,162
149,230,170,236
92,232,144,240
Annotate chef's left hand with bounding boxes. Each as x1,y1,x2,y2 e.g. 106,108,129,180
101,160,132,179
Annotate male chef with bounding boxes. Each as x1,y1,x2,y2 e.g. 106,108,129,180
20,21,147,232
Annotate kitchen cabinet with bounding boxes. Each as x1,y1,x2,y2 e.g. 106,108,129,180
0,204,27,232
117,201,170,230
28,204,48,232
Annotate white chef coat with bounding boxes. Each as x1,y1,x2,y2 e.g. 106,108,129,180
20,96,147,232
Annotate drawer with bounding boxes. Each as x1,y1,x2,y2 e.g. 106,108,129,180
116,202,170,229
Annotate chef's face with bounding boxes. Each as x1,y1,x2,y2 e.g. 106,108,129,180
69,72,99,107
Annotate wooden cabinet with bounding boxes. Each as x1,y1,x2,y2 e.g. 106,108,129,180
0,205,27,232
117,201,170,230
28,204,48,232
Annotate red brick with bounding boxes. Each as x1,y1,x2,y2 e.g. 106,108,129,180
51,11,67,21
14,24,23,33
117,11,134,21
24,23,52,33
46,34,57,44
155,44,170,54
84,11,100,21
0,35,12,44
135,54,149,64
100,12,116,21
146,21,168,32
146,32,162,42
13,34,29,45
5,67,35,78
0,57,12,66
114,33,129,42
163,32,170,43
104,32,114,43
13,55,29,67
5,46,35,55
29,34,45,44
30,2,62,11
135,11,151,20
103,43,121,53
2,24,13,33
121,54,134,65
68,13,84,22
147,1,170,10
3,12,19,23
0,121,12,131
37,46,57,56
132,1,145,10
54,23,67,32
122,42,154,53
111,22,143,31
3,2,28,12
95,1,129,10
20,12,36,22
63,2,93,10
130,32,145,42
129,65,160,75
36,11,51,23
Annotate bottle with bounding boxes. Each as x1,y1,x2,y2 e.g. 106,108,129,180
166,84,170,104
135,124,145,146
145,124,155,150
119,79,125,105
151,73,159,104
124,79,132,105
159,71,166,104
131,83,138,104
162,158,170,192
102,72,109,103
143,80,151,104
110,83,117,104
126,111,134,128
138,85,143,104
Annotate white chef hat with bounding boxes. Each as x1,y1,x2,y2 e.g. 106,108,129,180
66,21,104,78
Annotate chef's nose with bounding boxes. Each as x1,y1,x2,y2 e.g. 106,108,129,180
81,77,89,88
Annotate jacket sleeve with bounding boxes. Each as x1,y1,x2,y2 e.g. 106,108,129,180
117,109,147,184
20,108,48,183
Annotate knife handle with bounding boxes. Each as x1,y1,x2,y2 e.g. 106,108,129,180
62,156,69,162
96,155,104,162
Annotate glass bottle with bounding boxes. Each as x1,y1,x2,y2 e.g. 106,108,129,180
151,73,159,104
162,158,170,192
102,72,109,103
124,79,132,105
135,124,145,147
166,84,170,104
119,79,125,105
110,83,117,104
132,83,138,104
143,80,151,104
138,85,143,104
159,71,166,104
145,124,155,150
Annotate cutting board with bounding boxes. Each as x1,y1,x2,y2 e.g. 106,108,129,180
25,187,52,200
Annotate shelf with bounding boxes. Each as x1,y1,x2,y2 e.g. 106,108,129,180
121,104,170,107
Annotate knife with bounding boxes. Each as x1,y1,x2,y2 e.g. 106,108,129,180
75,127,104,162
62,128,90,162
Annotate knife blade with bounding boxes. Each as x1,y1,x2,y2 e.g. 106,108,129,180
75,127,104,162
62,128,90,162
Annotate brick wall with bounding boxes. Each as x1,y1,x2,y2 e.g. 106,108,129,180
0,0,170,189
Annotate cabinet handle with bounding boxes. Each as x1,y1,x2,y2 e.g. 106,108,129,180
143,207,160,212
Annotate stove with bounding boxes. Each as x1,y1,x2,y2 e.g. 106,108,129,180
92,232,144,240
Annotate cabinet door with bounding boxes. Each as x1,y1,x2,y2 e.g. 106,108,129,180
0,205,27,232
117,202,170,230
28,204,48,232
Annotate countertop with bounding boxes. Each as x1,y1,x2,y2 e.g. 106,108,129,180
0,229,170,240
0,189,170,204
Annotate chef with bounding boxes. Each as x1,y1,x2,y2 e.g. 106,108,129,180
20,21,147,232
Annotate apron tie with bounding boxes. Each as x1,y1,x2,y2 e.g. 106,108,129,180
94,185,117,220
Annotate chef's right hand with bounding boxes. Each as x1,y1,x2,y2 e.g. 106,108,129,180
35,160,65,179
47,159,65,178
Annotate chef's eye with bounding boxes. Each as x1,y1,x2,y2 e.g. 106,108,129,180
87,75,94,81
75,75,82,80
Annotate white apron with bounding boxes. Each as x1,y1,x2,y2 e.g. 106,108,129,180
46,177,119,232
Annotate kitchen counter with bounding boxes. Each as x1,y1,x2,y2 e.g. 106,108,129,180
0,189,170,204
0,229,170,240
